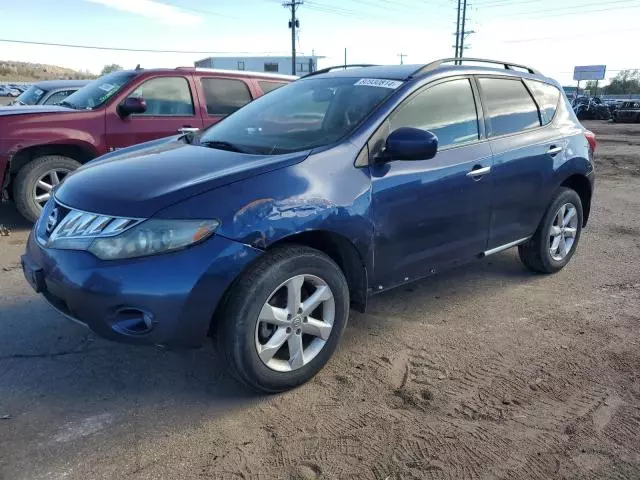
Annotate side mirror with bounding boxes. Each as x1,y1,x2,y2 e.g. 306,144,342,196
118,97,147,117
379,127,438,162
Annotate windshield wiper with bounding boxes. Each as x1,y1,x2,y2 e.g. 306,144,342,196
200,140,255,154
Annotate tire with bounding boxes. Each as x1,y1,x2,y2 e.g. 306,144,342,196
216,245,350,392
518,187,584,274
13,155,81,222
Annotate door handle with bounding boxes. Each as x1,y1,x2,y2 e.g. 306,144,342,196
178,127,200,134
466,166,491,178
548,145,563,156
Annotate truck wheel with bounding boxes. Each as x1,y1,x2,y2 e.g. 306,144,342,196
518,187,583,274
216,245,350,392
13,156,81,222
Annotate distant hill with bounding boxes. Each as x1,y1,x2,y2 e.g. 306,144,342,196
0,60,96,82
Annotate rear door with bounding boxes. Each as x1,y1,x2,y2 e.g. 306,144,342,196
198,77,254,129
105,75,202,149
370,77,494,289
478,76,563,249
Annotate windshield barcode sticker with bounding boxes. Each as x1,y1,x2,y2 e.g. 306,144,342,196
98,83,115,92
354,78,403,89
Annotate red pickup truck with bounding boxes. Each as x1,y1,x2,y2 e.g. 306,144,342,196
0,67,295,221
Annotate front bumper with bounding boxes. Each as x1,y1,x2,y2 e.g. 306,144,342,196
22,231,262,348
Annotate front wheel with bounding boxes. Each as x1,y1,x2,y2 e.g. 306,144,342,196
13,155,81,222
216,245,350,392
519,187,584,274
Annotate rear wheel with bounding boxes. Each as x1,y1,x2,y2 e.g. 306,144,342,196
217,245,350,392
518,187,583,274
13,155,80,222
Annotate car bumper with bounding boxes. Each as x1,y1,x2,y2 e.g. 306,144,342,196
21,231,262,348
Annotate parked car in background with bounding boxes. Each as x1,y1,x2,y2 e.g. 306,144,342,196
0,67,295,221
21,59,595,392
11,80,90,106
612,101,640,123
9,84,28,93
0,85,20,97
574,97,611,120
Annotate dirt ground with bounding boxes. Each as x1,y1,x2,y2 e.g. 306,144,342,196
0,97,13,105
0,121,639,480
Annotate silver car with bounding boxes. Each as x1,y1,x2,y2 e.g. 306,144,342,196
11,80,90,106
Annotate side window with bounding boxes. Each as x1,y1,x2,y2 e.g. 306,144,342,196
389,78,479,148
128,77,194,116
43,90,74,105
524,80,560,125
264,63,279,73
479,78,540,136
258,81,287,95
200,78,252,116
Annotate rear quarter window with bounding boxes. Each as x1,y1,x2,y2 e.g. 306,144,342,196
524,80,561,125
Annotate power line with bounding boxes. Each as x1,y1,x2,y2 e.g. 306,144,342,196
0,38,287,55
489,0,640,19
499,26,640,43
158,0,240,19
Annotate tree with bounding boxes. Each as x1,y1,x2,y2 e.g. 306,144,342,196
101,64,123,75
603,70,640,95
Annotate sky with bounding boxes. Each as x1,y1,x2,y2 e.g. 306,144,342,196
1,0,639,85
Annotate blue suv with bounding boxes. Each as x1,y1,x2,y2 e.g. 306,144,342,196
22,58,596,392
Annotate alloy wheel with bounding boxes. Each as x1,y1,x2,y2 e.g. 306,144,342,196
254,274,335,372
33,168,71,207
549,202,578,261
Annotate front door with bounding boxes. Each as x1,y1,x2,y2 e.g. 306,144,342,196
370,77,493,290
105,75,203,150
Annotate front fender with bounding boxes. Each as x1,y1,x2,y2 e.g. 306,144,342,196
154,144,375,273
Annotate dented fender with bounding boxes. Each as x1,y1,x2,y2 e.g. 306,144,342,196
154,143,375,273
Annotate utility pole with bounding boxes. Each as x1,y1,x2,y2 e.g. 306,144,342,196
453,0,473,63
459,0,468,58
283,1,303,75
454,0,461,61
344,48,347,68
398,53,408,65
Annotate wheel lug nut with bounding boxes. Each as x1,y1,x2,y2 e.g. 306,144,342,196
296,328,301,335
298,308,302,313
303,317,307,323
286,327,292,334
287,314,291,319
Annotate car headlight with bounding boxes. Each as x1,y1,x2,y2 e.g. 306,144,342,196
88,219,219,260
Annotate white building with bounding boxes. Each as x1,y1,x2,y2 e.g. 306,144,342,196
194,56,321,76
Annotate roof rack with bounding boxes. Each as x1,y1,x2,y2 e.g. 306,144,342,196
409,58,541,78
303,64,378,78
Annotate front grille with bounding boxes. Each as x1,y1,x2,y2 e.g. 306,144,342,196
36,198,143,248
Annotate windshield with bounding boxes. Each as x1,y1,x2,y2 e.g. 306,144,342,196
61,71,138,110
199,77,402,155
15,85,47,105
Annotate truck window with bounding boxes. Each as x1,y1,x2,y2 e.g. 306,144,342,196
128,77,194,116
200,78,252,116
43,90,75,105
258,81,288,95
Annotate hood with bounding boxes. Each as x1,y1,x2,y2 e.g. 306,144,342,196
55,139,310,218
0,105,75,116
